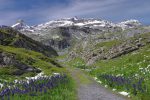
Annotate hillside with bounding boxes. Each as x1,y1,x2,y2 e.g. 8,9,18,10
67,32,150,99
0,26,63,79
0,26,58,57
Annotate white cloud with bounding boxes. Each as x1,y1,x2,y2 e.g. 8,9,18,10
39,0,126,20
0,0,150,25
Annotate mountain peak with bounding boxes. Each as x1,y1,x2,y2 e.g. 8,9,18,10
11,19,35,32
12,19,27,29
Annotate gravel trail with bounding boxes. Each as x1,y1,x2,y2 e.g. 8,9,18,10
67,68,128,100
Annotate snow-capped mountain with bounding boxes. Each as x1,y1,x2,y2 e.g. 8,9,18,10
33,17,118,30
12,18,142,34
12,20,35,32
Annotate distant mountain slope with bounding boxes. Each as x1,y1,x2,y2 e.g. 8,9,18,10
0,26,58,57
11,18,144,50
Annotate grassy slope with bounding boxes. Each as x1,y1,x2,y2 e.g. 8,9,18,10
0,45,64,81
90,45,150,100
89,33,150,99
95,39,122,50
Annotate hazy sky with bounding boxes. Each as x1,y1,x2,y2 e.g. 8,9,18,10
0,0,150,25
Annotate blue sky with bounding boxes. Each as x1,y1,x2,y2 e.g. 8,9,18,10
0,0,150,25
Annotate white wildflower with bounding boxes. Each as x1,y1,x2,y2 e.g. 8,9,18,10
119,91,129,96
0,83,3,88
112,89,116,91
94,77,98,80
97,80,102,84
105,85,108,88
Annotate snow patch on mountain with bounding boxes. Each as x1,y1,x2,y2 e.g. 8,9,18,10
117,19,141,30
74,23,85,26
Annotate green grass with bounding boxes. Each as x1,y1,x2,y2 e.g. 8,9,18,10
0,66,18,75
0,45,65,81
90,44,150,99
65,57,90,69
56,54,68,60
95,39,122,50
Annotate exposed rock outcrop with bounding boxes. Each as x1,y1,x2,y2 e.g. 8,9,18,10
0,52,41,75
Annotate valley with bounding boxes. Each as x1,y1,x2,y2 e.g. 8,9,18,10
0,17,150,100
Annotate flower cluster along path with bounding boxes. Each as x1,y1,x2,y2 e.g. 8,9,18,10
66,67,128,100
